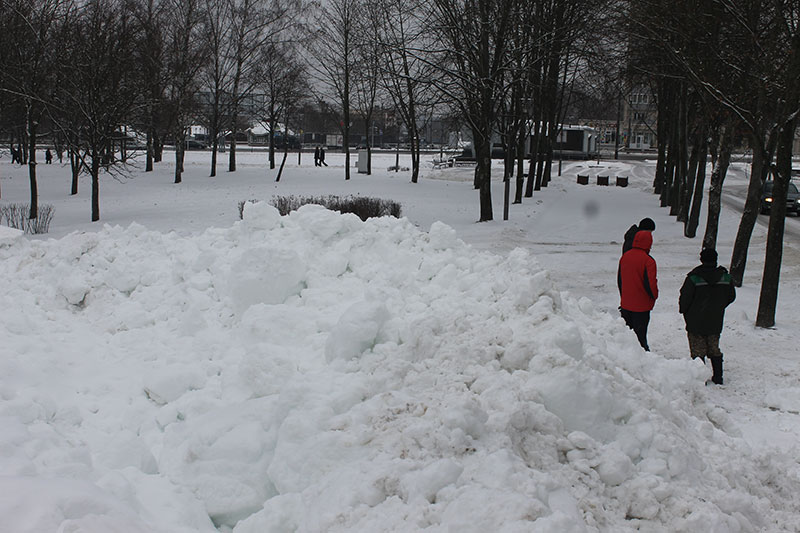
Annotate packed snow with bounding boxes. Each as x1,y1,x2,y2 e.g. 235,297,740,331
1,150,799,532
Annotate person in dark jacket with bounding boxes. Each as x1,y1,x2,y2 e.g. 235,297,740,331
679,248,736,385
622,217,656,254
319,146,328,166
314,146,320,166
618,230,658,351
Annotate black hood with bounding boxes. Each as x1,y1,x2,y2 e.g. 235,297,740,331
689,264,727,284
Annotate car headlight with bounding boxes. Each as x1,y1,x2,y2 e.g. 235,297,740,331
766,197,773,203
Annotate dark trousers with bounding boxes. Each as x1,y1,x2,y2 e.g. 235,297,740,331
621,308,650,351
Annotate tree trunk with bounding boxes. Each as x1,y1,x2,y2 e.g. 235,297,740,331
411,140,420,183
269,118,276,170
276,139,289,182
343,120,351,181
26,105,39,220
679,132,700,224
174,130,184,184
653,82,669,194
70,148,80,195
363,119,371,176
685,135,708,238
474,135,493,221
670,87,687,216
755,120,794,328
154,134,163,163
146,128,154,172
211,137,218,177
702,123,733,250
525,121,540,197
661,105,678,208
209,107,219,177
91,149,100,222
542,143,553,188
513,131,526,204
229,125,238,172
729,131,776,285
534,133,545,192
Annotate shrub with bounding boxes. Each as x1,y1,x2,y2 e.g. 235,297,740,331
237,199,260,219
239,195,402,222
0,203,55,234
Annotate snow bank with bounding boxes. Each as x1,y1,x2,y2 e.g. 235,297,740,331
0,203,798,532
0,224,23,245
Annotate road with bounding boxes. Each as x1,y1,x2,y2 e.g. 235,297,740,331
721,181,800,243
608,156,800,244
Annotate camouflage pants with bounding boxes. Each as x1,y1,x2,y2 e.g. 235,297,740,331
687,332,722,359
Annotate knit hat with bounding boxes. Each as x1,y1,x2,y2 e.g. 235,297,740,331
639,218,656,231
700,248,718,264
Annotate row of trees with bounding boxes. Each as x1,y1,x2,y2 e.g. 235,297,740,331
1,0,606,222
625,0,800,328
2,0,798,327
0,0,307,221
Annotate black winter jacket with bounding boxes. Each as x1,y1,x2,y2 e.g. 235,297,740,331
622,224,638,254
679,264,736,335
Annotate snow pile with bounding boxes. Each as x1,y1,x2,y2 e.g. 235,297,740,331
0,203,798,532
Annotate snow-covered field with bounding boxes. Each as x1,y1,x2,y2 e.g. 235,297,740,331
1,149,799,532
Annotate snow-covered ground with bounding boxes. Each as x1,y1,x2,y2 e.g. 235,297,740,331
1,149,799,532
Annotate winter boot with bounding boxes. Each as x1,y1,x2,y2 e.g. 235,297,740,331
692,354,706,364
707,356,723,385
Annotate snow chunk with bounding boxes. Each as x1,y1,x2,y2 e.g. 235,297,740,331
428,221,459,249
58,274,91,305
529,367,624,442
594,446,633,486
0,477,160,533
399,458,463,503
227,246,307,312
143,366,206,405
0,225,24,245
325,301,390,362
241,201,281,230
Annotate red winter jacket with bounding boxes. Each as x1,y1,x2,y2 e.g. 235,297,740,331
618,231,658,312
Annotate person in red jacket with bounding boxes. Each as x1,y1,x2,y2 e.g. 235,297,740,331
618,230,658,351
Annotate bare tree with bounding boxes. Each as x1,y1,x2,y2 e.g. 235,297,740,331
200,0,233,177
252,41,306,171
626,0,800,328
306,0,360,180
426,0,517,221
374,0,440,183
58,0,142,221
163,0,206,184
226,0,301,173
133,0,169,172
0,0,70,219
351,0,383,175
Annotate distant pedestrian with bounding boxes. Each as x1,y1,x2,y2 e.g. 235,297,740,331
314,146,320,167
45,148,52,164
319,146,328,166
618,230,658,351
679,248,736,385
10,146,18,164
622,217,655,255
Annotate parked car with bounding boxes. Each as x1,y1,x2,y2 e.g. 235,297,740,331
760,180,800,215
185,139,207,150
